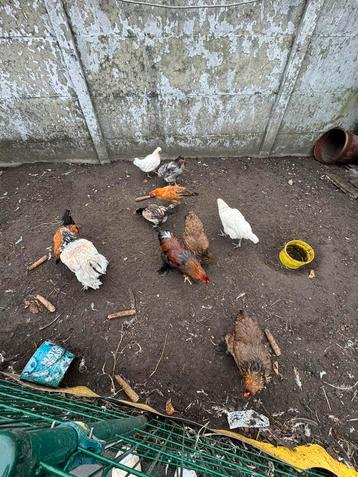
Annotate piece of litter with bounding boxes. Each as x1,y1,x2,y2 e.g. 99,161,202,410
308,269,316,279
288,179,294,186
113,452,142,477
294,367,302,390
227,410,270,430
304,424,311,437
320,371,326,379
78,357,87,373
90,302,96,311
15,236,23,245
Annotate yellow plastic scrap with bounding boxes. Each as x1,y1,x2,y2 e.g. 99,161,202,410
59,385,99,397
213,429,358,477
2,372,99,397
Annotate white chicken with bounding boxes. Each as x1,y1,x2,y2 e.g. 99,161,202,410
60,233,108,289
53,214,109,290
217,198,259,247
133,147,162,174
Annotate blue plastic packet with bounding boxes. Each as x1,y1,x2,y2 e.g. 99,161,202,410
20,340,74,388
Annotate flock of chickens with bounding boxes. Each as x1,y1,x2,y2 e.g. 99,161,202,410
52,147,272,398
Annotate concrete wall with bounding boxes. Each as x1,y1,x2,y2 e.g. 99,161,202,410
0,0,357,165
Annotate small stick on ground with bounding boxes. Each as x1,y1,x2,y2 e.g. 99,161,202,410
135,195,151,202
28,255,48,271
107,309,136,320
36,294,56,313
322,386,332,411
115,375,139,402
149,333,168,378
264,328,281,356
39,313,63,331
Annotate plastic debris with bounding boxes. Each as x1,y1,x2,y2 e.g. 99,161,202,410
227,410,270,430
113,451,142,477
20,341,74,388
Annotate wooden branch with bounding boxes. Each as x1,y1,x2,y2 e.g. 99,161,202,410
107,309,136,320
135,195,151,202
114,375,139,402
28,255,48,271
264,328,281,357
36,294,56,313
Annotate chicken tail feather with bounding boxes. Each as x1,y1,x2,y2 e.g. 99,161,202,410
249,233,259,244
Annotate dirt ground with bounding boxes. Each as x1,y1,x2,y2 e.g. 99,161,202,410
0,157,357,467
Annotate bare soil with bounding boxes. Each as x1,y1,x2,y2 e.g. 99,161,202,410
0,157,357,467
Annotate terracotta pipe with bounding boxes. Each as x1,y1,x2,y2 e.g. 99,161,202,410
314,127,358,164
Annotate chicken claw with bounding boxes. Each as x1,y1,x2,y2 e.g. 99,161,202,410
218,229,226,237
233,239,242,248
183,275,193,285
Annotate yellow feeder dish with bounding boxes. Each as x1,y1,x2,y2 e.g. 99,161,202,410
279,240,315,269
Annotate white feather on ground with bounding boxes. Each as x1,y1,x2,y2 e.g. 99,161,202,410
217,198,259,245
133,147,162,173
60,239,109,290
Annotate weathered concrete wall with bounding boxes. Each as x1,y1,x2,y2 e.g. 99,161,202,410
0,0,357,165
0,1,97,164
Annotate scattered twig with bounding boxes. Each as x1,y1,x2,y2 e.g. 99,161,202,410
36,294,56,313
135,195,151,202
39,313,63,331
264,329,281,357
114,375,139,402
101,325,126,394
28,255,48,271
324,381,358,391
149,333,168,378
107,309,136,320
322,386,332,411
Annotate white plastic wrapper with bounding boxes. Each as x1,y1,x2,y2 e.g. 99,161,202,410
227,410,270,430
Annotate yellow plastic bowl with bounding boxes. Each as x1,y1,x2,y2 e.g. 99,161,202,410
279,240,315,269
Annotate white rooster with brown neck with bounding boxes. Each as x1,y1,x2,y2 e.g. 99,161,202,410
217,198,259,248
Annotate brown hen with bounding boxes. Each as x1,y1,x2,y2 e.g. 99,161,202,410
158,230,209,284
183,211,213,264
225,310,272,397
